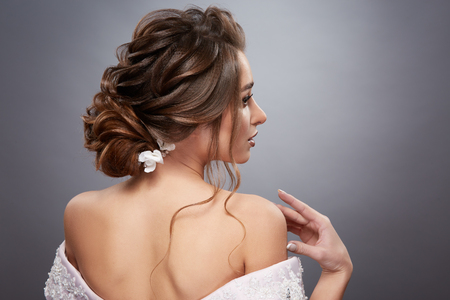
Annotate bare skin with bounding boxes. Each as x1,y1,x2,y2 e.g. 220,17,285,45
64,167,286,299
277,190,353,300
64,52,286,299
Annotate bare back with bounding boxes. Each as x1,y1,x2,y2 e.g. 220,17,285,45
64,173,287,300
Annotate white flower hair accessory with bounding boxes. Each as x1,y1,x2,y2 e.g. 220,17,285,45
138,150,163,173
157,139,175,157
138,139,175,173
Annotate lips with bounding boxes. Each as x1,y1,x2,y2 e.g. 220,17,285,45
248,131,258,147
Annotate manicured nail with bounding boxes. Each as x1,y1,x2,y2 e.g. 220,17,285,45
287,243,297,252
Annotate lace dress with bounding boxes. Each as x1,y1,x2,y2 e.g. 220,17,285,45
44,241,307,300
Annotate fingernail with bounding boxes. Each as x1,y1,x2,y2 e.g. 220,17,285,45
287,243,297,252
278,189,285,194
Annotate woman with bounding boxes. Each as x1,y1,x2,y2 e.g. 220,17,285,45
44,6,352,300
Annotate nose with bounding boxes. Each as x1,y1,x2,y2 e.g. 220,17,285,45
251,98,267,125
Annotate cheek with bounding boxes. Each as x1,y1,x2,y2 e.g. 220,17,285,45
232,109,252,164
217,111,233,157
218,108,251,162
239,109,250,137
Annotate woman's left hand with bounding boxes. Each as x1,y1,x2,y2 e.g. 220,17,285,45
276,190,352,275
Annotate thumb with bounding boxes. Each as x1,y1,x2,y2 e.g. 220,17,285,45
287,241,319,259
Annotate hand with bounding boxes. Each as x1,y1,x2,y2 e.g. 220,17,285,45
277,190,352,275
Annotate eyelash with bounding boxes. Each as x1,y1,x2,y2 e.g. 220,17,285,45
242,93,253,104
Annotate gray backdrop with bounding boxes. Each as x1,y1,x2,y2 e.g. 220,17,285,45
1,0,449,299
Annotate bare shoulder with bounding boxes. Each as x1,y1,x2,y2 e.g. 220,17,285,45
64,184,123,224
230,193,286,227
64,189,140,299
227,193,288,273
65,190,100,213
64,190,103,230
64,190,105,243
62,191,100,268
63,186,126,246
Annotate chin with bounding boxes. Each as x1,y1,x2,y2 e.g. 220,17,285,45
219,148,251,164
234,153,251,164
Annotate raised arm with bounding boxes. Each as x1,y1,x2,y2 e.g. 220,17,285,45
276,190,353,300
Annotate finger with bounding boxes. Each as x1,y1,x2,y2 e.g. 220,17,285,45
286,220,303,228
286,219,305,228
278,190,320,222
286,241,323,262
286,225,313,239
287,226,303,237
286,220,308,232
276,204,309,225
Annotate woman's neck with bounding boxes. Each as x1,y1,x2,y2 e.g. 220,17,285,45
126,146,212,193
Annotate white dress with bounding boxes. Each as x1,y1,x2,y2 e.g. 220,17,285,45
44,241,307,300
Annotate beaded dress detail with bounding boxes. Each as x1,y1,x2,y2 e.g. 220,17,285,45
44,242,99,299
202,256,307,300
44,241,307,300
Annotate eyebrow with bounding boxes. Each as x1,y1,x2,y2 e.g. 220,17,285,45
241,81,254,92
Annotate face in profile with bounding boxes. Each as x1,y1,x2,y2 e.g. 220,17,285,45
218,51,267,164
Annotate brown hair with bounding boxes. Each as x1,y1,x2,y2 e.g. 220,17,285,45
83,6,246,179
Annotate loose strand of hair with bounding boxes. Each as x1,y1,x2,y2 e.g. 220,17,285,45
149,193,217,299
149,124,222,296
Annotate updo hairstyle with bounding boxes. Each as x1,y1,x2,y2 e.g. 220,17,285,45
83,6,246,178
